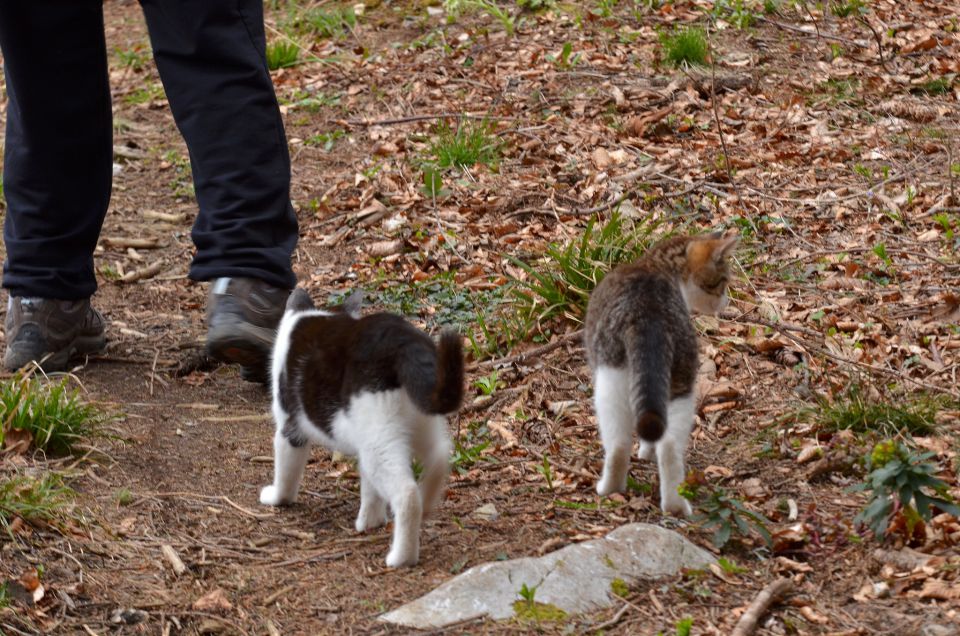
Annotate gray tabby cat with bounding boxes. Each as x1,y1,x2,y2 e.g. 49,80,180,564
584,232,737,516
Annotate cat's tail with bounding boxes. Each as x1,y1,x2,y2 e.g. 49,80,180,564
626,325,669,443
430,329,465,414
400,329,464,415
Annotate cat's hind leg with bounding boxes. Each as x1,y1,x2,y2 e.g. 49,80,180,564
260,426,311,506
417,416,452,518
657,393,695,517
638,440,656,461
355,470,389,532
594,366,633,496
358,445,422,568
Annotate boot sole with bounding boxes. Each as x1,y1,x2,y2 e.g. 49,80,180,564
206,322,274,371
4,333,106,373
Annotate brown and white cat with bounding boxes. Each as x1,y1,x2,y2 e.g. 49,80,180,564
584,232,737,516
259,289,464,567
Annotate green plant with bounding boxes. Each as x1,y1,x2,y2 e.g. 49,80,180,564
913,77,952,96
0,581,8,608
539,455,554,491
451,421,492,473
803,385,942,437
508,213,663,325
517,0,554,10
124,83,165,105
0,374,110,455
266,39,300,70
0,472,76,532
473,370,501,396
299,4,357,38
305,130,346,151
830,0,868,18
710,0,760,28
115,45,151,71
512,582,568,622
852,440,960,539
680,477,772,549
444,0,516,36
610,577,629,598
115,488,134,507
428,119,501,172
548,41,581,69
659,26,709,66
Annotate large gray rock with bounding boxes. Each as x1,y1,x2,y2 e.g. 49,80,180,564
380,523,715,629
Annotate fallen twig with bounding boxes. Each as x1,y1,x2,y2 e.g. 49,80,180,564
119,261,164,283
480,330,583,369
161,544,187,576
730,578,794,636
592,603,631,631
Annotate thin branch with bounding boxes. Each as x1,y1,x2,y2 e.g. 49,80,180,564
730,578,794,636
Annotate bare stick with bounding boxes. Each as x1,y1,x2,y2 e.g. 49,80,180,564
479,330,583,369
160,544,187,576
593,603,631,631
730,578,794,636
119,261,164,283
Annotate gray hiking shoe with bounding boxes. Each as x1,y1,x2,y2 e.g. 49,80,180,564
205,278,290,383
3,297,107,372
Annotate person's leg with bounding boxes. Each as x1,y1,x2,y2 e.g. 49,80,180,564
138,0,298,380
138,0,298,289
0,1,110,371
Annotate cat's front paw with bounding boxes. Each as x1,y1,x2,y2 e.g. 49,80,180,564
385,546,419,568
259,485,294,507
661,496,693,518
596,476,626,497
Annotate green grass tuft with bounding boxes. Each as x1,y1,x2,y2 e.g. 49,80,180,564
806,385,944,437
0,472,76,532
507,213,665,326
660,27,709,67
266,39,300,70
428,119,502,172
0,374,110,455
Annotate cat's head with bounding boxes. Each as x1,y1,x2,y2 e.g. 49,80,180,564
681,232,737,314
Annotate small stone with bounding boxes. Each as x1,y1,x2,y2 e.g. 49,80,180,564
110,609,148,625
472,503,499,522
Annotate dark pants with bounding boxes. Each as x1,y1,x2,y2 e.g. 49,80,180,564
0,0,298,300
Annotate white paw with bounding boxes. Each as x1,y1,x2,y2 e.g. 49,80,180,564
661,496,693,518
596,477,625,497
638,442,655,461
259,485,293,506
385,546,419,568
355,506,388,532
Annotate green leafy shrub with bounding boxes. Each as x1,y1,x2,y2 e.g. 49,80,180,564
852,440,960,539
680,477,772,549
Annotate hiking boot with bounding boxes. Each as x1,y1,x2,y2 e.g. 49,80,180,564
3,297,107,372
205,277,290,383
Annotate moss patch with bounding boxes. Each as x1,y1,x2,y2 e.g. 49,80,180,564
512,600,568,622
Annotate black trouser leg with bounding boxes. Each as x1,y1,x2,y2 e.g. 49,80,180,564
0,1,113,300
139,0,298,289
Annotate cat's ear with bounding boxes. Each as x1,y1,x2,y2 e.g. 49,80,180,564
286,288,316,312
341,290,364,318
714,233,739,261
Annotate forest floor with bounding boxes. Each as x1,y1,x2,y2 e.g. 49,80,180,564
2,0,960,634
